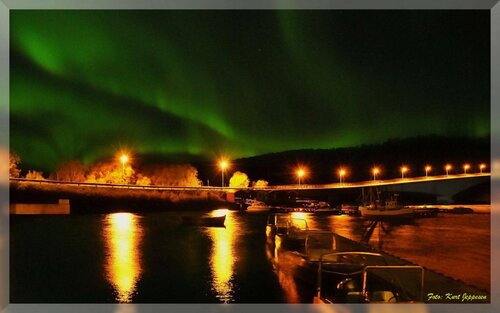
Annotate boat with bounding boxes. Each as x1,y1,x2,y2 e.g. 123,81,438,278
340,204,360,216
359,193,414,220
246,199,270,211
450,207,474,214
313,251,424,303
314,207,342,215
266,213,310,251
266,213,293,237
271,200,336,214
181,214,226,227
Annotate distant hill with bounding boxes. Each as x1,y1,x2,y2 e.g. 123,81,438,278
194,135,490,185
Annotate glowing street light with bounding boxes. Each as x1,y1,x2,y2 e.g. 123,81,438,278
296,168,305,187
463,163,470,174
479,163,487,174
119,154,129,179
372,167,380,181
338,168,346,184
219,160,229,187
425,165,432,177
445,164,452,176
400,166,408,179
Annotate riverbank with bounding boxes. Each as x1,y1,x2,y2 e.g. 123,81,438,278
10,180,236,213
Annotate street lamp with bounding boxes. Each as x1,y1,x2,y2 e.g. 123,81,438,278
296,168,305,187
479,163,487,174
120,153,128,182
372,167,380,181
445,164,452,176
463,164,470,174
400,166,408,179
219,160,229,187
338,168,346,184
425,165,432,177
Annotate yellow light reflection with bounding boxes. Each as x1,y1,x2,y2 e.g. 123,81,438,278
265,236,300,303
205,211,236,303
290,212,307,220
103,213,143,303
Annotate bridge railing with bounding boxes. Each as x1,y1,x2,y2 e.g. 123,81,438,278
9,177,250,192
9,172,490,192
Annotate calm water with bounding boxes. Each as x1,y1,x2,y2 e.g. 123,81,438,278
10,207,490,303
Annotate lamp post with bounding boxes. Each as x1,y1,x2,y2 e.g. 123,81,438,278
296,168,305,187
119,154,129,183
425,165,432,177
480,163,486,174
400,166,408,179
445,164,452,176
372,167,380,181
219,160,228,187
463,164,470,174
338,168,346,184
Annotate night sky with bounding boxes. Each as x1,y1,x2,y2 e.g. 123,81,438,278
10,10,490,172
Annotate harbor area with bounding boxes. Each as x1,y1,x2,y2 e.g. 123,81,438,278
265,211,490,303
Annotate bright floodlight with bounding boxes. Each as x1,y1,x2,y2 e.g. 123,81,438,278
120,154,129,165
372,167,380,181
297,169,305,178
296,168,306,187
463,164,470,174
425,165,432,177
338,168,346,184
219,160,228,170
401,166,408,179
479,163,486,173
219,159,229,187
445,164,452,176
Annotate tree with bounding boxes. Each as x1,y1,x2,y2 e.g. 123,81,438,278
9,151,21,178
25,170,45,180
253,179,269,188
229,171,250,188
135,174,152,186
143,164,202,187
50,160,87,182
85,161,135,184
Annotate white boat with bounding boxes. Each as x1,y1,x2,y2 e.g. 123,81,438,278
359,195,414,220
246,199,270,211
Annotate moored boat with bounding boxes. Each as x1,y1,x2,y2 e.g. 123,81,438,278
313,251,424,303
359,194,414,220
246,199,270,211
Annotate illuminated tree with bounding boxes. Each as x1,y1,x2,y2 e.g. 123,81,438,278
144,164,202,187
25,170,45,180
9,151,21,178
85,161,135,184
229,171,250,188
253,179,269,188
135,174,152,186
50,160,87,182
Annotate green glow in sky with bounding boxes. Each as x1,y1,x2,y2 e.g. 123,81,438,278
10,11,490,171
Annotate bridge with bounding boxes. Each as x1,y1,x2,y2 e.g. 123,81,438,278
9,172,490,191
252,173,490,205
9,173,490,212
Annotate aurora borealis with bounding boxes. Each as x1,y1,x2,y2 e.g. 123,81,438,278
10,10,490,172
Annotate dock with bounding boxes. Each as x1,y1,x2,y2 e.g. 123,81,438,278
10,199,71,215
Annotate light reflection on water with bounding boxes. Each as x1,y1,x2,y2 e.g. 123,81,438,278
103,213,143,303
267,235,301,303
204,209,237,303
